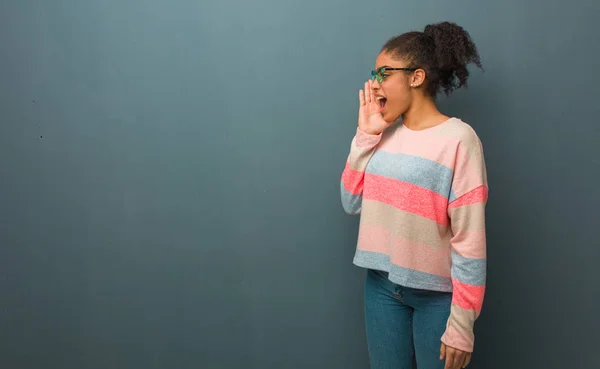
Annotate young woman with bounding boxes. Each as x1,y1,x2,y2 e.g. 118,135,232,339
340,22,488,369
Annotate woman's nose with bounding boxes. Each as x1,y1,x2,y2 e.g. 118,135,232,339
371,78,381,89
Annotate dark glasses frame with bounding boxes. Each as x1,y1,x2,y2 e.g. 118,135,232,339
371,67,418,83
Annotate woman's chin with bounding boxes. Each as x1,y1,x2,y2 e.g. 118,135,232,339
383,112,400,124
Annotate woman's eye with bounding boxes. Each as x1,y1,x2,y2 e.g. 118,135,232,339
382,74,389,78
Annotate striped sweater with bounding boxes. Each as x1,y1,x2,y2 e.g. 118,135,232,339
340,117,488,353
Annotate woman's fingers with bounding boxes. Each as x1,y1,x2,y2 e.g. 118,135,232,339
462,353,471,368
359,89,365,106
444,348,461,369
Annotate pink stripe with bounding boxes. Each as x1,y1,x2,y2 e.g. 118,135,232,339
452,279,485,313
341,162,363,195
441,324,474,353
378,135,457,168
449,186,488,208
357,224,451,277
451,230,486,259
364,173,449,225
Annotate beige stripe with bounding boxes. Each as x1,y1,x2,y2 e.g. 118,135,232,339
431,118,470,138
347,142,377,171
463,143,488,190
360,199,451,249
465,145,487,185
448,202,486,231
433,118,477,142
448,304,477,336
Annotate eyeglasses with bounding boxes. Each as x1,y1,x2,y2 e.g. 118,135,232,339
371,66,418,83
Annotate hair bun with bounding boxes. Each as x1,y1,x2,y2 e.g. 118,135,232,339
423,22,482,93
381,21,482,97
423,24,437,38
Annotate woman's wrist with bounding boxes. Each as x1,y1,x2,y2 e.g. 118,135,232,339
358,126,381,136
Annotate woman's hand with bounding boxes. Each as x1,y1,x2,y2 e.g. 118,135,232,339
440,343,472,369
358,80,391,135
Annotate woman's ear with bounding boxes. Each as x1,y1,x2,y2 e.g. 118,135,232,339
410,69,426,88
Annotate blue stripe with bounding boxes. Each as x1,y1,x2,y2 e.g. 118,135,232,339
353,249,453,292
366,151,454,198
340,181,362,214
450,250,486,286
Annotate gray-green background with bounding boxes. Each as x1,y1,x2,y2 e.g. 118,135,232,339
1,1,599,368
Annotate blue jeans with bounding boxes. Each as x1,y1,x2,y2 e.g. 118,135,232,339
364,269,452,369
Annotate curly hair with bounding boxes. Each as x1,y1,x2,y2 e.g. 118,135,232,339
381,21,482,97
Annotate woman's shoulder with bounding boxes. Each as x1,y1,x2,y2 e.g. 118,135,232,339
439,117,483,148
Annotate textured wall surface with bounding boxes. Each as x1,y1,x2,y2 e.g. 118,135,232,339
1,1,599,368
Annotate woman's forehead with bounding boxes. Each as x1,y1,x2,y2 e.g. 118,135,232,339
375,52,403,68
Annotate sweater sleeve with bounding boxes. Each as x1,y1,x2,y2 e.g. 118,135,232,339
340,127,382,215
440,133,489,353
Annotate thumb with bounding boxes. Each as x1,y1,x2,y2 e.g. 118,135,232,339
440,343,446,360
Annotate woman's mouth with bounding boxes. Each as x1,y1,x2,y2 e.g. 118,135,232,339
376,96,387,111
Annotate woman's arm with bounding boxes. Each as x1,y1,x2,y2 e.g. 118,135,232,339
340,128,381,214
441,132,489,353
340,81,390,214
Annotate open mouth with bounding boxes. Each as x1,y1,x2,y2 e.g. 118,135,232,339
376,96,387,111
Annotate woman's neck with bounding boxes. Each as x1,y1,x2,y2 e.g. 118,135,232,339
401,96,449,131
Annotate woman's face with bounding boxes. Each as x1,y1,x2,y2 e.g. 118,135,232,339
372,52,414,123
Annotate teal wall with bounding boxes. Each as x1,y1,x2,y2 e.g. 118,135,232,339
1,1,599,368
